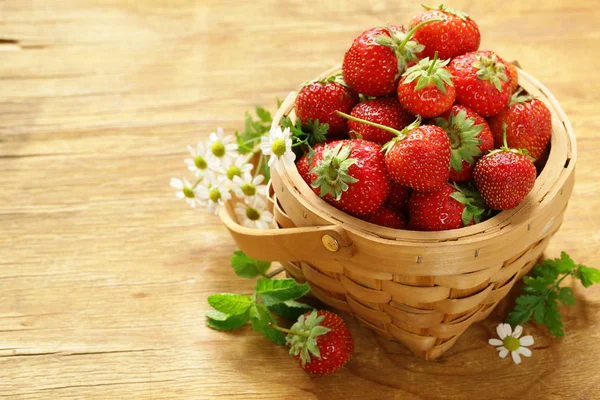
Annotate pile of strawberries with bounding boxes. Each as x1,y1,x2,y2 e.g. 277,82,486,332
293,5,552,231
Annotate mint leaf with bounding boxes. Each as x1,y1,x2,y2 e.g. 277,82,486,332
206,310,250,331
577,265,600,288
557,287,576,305
208,294,253,315
269,299,314,321
249,303,286,345
231,250,271,279
255,278,311,307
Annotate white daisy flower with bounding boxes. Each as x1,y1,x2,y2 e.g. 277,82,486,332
184,142,222,178
232,172,268,202
488,323,534,364
196,175,232,215
234,196,273,229
170,178,203,209
207,127,238,169
225,155,253,187
260,126,295,169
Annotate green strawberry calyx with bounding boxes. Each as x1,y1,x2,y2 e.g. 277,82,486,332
485,123,536,161
301,73,350,89
449,183,487,225
422,4,470,20
434,108,483,172
311,142,359,201
270,311,331,366
402,51,454,95
472,52,510,92
508,87,535,107
374,18,443,78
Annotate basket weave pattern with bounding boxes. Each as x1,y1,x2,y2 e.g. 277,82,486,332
221,65,576,359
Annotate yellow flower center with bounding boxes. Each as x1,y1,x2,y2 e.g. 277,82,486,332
241,183,256,197
503,336,520,352
209,187,221,203
227,165,242,180
245,207,260,221
182,187,195,198
194,155,207,170
211,141,225,157
271,138,286,157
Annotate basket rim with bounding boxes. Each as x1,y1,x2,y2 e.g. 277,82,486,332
271,64,577,245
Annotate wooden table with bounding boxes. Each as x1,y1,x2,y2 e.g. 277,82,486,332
1,1,599,398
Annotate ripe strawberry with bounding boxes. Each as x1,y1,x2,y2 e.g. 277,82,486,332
434,104,494,181
276,310,354,375
506,62,519,94
336,113,450,192
342,19,441,97
386,182,412,214
408,183,486,231
347,98,414,145
474,125,537,210
449,51,512,117
296,143,325,184
309,140,389,217
397,52,456,118
409,5,480,60
488,88,552,160
295,75,359,138
365,205,407,229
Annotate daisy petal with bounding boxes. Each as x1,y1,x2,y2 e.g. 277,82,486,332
513,325,523,338
519,335,534,346
498,348,509,358
497,324,507,340
503,323,513,337
511,351,521,364
518,347,532,357
488,339,503,346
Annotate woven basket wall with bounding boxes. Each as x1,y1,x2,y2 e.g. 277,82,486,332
220,65,577,359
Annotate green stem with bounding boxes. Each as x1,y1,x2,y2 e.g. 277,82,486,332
336,111,403,137
501,123,509,149
245,144,262,164
399,18,443,49
427,51,439,74
254,153,264,179
268,322,310,337
191,177,203,189
265,267,285,279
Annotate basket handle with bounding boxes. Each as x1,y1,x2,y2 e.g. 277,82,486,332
219,202,355,262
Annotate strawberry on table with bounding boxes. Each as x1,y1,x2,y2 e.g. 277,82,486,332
397,52,456,118
408,183,486,231
309,140,389,217
434,104,494,181
449,50,512,117
409,4,480,60
295,74,359,138
365,205,407,229
348,97,414,145
474,124,537,210
271,310,354,375
342,19,441,97
488,88,552,160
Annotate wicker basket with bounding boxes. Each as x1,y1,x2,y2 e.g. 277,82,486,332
220,65,577,359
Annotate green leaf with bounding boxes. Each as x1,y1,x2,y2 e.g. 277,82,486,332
576,265,600,288
256,106,272,123
249,303,286,345
230,250,271,279
255,278,311,307
557,287,576,306
269,300,314,321
207,294,253,315
206,310,250,331
523,276,553,294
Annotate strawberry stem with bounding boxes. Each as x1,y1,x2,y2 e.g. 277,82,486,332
427,51,439,74
268,322,310,337
336,111,404,137
502,123,509,149
399,18,443,49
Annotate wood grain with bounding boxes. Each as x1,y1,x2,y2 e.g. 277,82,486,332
0,0,599,398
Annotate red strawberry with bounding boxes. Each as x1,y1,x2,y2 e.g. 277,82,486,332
347,98,414,145
274,310,354,375
365,205,407,229
386,182,412,214
434,104,494,181
342,19,442,97
295,75,359,138
296,143,325,184
309,139,389,217
474,125,537,210
408,183,486,231
397,52,456,118
488,88,552,160
409,5,480,60
449,51,512,117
